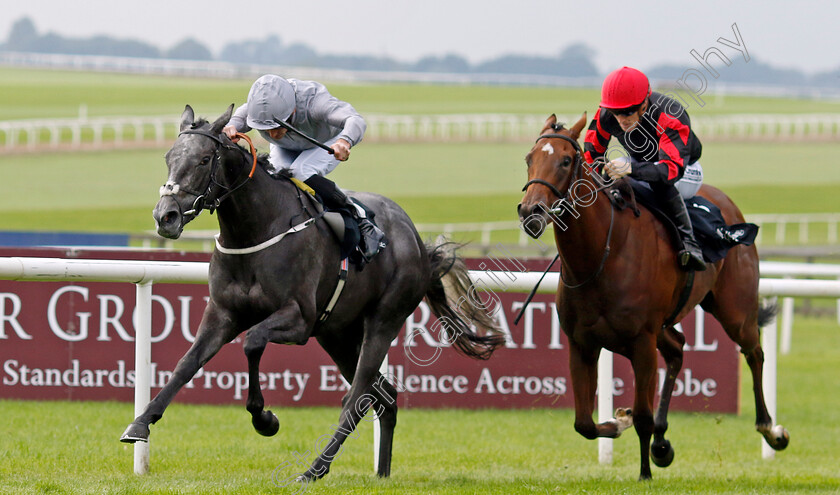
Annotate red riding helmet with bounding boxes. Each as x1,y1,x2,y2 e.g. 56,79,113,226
600,66,650,109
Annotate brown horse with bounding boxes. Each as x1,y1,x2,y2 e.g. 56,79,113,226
517,114,788,480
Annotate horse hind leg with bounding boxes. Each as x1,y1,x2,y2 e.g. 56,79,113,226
650,325,685,468
742,337,790,450
319,330,399,478
706,293,789,451
300,315,404,482
368,374,398,477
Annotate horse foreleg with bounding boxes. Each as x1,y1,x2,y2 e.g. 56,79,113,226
242,303,311,437
650,326,685,468
120,305,237,443
630,337,658,481
568,342,632,440
742,344,790,450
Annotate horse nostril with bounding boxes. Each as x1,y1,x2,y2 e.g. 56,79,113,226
518,203,537,221
163,210,179,225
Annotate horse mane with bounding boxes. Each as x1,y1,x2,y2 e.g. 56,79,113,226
247,150,273,173
193,117,210,127
271,168,292,179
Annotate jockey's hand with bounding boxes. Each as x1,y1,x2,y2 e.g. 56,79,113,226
604,158,632,181
331,139,351,161
222,125,240,143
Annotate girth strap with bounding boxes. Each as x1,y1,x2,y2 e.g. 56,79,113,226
662,270,696,330
319,258,349,322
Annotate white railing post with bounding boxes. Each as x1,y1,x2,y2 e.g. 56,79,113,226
597,350,613,464
373,355,389,472
780,276,795,355
837,275,840,327
134,281,153,475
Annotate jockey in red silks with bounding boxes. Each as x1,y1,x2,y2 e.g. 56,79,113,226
584,66,706,271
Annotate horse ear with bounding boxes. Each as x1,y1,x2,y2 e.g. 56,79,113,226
543,114,557,132
569,112,587,140
180,105,195,132
211,104,235,135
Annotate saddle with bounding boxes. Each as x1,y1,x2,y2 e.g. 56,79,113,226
287,177,368,266
609,178,759,263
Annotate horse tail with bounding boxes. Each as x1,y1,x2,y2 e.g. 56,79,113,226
758,300,779,328
424,241,506,360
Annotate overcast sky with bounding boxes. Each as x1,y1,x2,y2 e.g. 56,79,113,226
1,0,836,75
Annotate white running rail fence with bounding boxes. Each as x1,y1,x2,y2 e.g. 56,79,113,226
3,113,840,152
0,257,838,472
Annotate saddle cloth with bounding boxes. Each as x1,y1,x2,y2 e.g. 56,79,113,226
621,179,759,263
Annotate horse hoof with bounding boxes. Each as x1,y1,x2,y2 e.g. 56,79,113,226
253,410,280,437
120,423,150,443
770,425,790,451
294,470,325,484
615,407,632,419
614,407,633,434
651,439,675,468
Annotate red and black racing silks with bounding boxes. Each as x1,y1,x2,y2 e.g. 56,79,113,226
583,91,703,185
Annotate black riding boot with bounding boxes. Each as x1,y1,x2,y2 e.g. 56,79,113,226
658,185,707,271
304,175,387,261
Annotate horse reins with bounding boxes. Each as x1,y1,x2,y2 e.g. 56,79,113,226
521,129,615,289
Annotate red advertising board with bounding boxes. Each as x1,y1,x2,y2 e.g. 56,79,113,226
0,248,739,412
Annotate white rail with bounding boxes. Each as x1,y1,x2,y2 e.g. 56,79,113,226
0,116,179,151
761,261,840,354
1,257,838,472
3,112,840,152
138,213,840,251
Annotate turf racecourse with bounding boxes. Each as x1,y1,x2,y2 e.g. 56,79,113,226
0,315,838,494
0,141,838,236
0,67,838,237
1,67,839,493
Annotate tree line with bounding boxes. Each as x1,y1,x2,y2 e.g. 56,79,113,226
3,17,837,88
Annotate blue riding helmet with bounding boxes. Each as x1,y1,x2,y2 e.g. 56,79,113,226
245,75,295,130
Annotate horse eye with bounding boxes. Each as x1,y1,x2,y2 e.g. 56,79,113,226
199,156,211,166
561,156,572,167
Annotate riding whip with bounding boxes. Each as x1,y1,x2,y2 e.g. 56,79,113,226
273,118,335,154
513,253,560,326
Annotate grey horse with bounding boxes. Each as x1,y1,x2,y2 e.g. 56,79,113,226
120,105,504,482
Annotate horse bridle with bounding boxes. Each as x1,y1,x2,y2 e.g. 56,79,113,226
521,128,615,289
522,128,614,208
160,126,257,218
